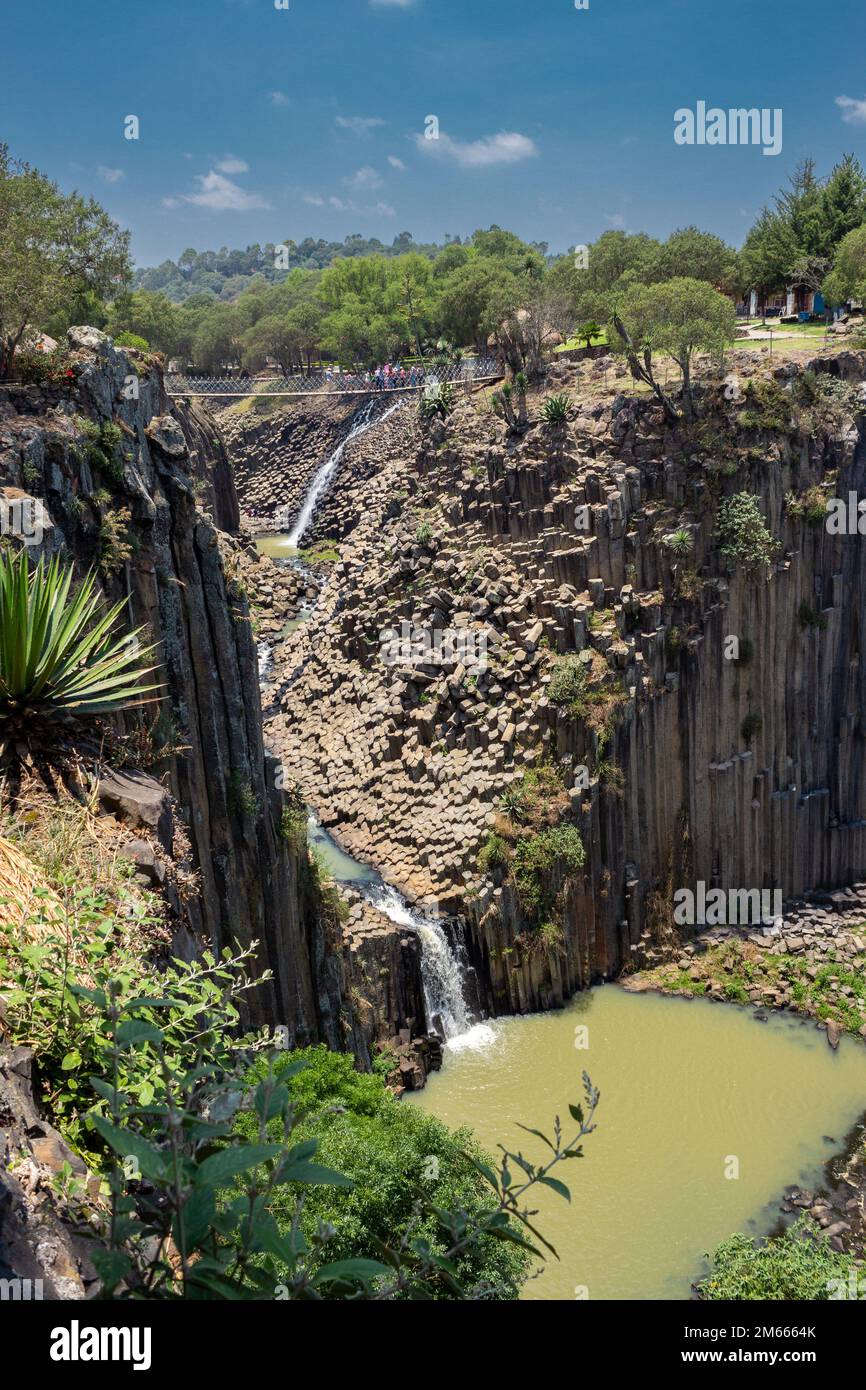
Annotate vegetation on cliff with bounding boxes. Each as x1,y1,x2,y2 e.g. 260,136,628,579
698,1218,856,1301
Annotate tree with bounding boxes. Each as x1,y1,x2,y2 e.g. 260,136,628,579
106,290,179,356
823,223,866,307
578,320,602,349
0,145,130,376
242,313,299,374
435,260,516,352
484,279,555,378
649,226,741,296
192,302,243,372
740,208,799,316
610,277,736,419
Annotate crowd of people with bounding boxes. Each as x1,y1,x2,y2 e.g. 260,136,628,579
324,361,429,391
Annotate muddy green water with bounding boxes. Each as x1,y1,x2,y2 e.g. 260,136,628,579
408,986,866,1301
255,534,299,561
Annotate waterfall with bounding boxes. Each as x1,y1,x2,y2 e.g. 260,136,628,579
364,881,494,1051
258,404,490,1054
285,396,403,548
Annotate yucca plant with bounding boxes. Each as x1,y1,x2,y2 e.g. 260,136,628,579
0,549,161,772
541,393,570,425
664,527,694,557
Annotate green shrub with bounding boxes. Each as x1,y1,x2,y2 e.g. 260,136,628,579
798,600,827,630
74,415,126,487
738,377,793,432
478,832,509,874
228,771,260,819
513,824,585,913
697,1218,856,1301
420,382,455,421
548,655,588,707
498,763,569,828
13,347,75,385
716,492,779,572
235,1047,530,1299
0,550,159,769
0,884,263,1162
785,485,829,523
664,527,693,557
113,331,149,352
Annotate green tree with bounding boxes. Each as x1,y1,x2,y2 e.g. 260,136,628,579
822,223,866,307
0,144,130,376
610,277,736,418
107,290,180,356
650,226,741,295
435,259,516,352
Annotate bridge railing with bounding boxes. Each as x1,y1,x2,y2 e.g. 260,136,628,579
165,357,501,397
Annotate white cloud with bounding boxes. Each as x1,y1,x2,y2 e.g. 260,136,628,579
836,94,866,125
415,129,538,168
182,170,270,211
328,195,395,216
97,166,124,184
370,0,416,7
605,213,626,229
388,155,406,170
216,154,249,174
345,165,383,190
336,115,385,135
269,90,289,106
304,192,326,205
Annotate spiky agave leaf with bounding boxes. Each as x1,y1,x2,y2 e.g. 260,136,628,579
0,549,162,729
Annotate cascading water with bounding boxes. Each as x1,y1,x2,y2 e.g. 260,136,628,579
258,398,488,1052
284,396,403,548
364,881,487,1046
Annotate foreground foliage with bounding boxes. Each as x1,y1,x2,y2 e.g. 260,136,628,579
0,825,600,1299
698,1218,856,1300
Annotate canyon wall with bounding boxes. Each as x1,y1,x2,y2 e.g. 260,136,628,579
262,350,866,1016
0,330,427,1059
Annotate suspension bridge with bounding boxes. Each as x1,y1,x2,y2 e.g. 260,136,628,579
165,356,502,399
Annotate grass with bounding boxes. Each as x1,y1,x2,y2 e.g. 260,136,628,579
555,329,609,351
641,935,866,1036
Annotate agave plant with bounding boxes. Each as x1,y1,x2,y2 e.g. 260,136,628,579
419,381,455,421
0,549,161,768
541,393,571,425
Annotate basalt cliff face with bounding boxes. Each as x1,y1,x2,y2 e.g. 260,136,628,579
0,329,426,1064
256,350,866,1016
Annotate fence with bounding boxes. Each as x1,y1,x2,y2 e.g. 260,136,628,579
165,356,501,398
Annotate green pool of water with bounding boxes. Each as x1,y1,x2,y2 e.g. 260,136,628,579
408,985,866,1300
255,534,299,561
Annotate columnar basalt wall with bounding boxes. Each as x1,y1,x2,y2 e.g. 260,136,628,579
0,330,427,1053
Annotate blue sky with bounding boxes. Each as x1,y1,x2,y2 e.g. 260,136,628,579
3,0,865,266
